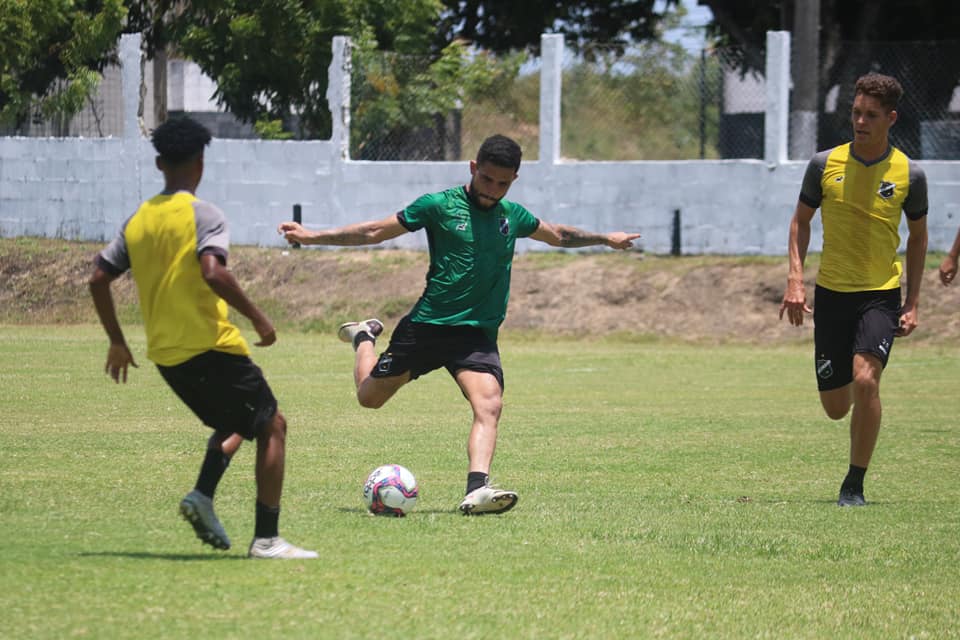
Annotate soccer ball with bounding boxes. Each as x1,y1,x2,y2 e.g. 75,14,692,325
362,464,418,517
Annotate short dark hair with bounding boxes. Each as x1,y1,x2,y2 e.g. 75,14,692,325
854,73,903,112
477,134,522,172
151,117,212,165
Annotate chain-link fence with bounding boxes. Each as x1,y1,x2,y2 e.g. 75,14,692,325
815,40,960,160
349,47,539,161
6,37,960,161
0,68,126,137
560,42,765,160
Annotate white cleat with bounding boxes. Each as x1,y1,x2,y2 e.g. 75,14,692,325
179,490,231,550
458,485,518,515
248,536,319,559
337,319,384,349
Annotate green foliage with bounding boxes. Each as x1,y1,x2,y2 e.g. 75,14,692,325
350,36,527,159
253,118,293,140
0,0,126,130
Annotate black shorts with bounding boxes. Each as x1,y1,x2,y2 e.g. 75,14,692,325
371,316,505,389
813,285,901,391
157,350,278,440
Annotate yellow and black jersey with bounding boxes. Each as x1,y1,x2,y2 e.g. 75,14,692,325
97,191,249,366
799,143,928,292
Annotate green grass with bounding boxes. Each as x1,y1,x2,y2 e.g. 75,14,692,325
2,326,959,639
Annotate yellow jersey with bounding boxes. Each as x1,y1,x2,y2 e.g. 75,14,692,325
98,191,249,366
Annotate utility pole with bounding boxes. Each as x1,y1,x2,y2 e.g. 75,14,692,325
789,0,820,160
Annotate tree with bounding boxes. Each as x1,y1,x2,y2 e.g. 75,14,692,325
126,0,443,139
699,0,960,156
436,0,680,54
0,0,126,132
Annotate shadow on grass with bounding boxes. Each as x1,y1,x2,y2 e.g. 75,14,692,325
337,506,461,516
78,551,246,561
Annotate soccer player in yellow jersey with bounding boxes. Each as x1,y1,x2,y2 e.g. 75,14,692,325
779,73,929,507
89,117,316,558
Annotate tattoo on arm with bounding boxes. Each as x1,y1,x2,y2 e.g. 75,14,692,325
557,226,605,248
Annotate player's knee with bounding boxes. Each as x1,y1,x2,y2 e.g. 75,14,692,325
262,410,287,440
823,404,850,420
357,391,386,409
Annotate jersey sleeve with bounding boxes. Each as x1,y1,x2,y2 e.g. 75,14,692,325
798,151,828,208
512,203,540,238
97,217,132,275
903,160,929,220
398,192,445,232
193,200,230,264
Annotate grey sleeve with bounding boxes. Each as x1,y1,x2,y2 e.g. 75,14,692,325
98,218,132,274
798,150,829,208
193,200,230,264
903,160,929,220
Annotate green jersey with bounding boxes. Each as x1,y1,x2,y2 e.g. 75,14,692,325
398,186,540,340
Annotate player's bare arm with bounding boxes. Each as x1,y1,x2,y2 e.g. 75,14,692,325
897,215,928,337
89,266,138,382
939,225,960,286
530,221,640,249
199,254,276,346
779,201,816,325
278,214,408,247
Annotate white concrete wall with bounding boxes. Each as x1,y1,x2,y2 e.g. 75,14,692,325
2,33,958,254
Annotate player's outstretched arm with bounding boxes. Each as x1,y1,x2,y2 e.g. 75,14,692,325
529,221,640,250
898,215,927,337
278,214,409,247
89,266,138,383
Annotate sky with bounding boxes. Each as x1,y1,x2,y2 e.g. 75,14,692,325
658,0,714,52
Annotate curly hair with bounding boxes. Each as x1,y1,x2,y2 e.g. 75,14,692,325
854,73,903,112
151,117,212,165
477,134,522,171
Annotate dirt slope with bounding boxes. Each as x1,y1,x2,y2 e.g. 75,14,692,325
3,238,959,344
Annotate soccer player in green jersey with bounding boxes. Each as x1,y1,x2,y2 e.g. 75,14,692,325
90,117,317,558
279,134,640,515
779,73,928,507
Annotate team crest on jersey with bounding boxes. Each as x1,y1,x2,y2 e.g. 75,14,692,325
877,181,896,199
499,217,510,236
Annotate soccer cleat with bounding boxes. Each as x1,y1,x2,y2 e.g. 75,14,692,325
837,488,867,507
179,490,231,550
458,484,518,515
248,536,319,559
337,318,384,350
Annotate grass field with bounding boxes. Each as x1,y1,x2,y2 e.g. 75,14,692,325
2,325,959,639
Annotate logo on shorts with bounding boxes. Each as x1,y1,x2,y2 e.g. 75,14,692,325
377,354,393,373
835,175,845,183
816,358,834,379
878,181,896,199
878,339,889,355
499,217,510,236
456,222,468,231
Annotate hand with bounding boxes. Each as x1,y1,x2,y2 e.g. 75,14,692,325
277,221,309,246
104,343,137,383
605,232,641,250
939,255,958,286
779,279,812,326
253,317,277,347
896,304,918,337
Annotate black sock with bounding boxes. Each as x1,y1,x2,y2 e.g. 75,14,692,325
353,332,375,350
841,465,867,493
466,472,489,495
255,501,280,539
195,448,231,499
